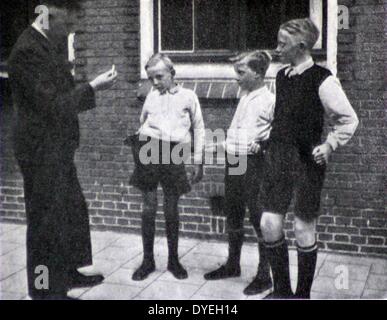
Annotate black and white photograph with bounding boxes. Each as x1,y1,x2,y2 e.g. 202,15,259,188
0,0,386,305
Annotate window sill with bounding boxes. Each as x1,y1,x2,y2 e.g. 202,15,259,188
167,49,327,64
136,79,276,102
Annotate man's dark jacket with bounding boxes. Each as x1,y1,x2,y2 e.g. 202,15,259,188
8,26,96,298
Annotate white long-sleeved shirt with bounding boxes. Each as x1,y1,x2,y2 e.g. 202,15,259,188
226,86,275,155
285,58,359,150
138,85,205,163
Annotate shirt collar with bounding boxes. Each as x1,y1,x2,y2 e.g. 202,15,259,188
168,84,180,94
241,85,268,100
31,22,49,40
285,57,314,77
157,84,180,95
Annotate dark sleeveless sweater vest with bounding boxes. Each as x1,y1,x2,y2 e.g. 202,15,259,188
269,64,332,154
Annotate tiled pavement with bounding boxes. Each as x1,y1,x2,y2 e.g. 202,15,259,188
0,222,386,300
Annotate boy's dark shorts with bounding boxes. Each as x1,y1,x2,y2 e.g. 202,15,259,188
127,134,191,196
260,142,326,221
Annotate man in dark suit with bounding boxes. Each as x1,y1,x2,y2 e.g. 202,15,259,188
7,0,117,300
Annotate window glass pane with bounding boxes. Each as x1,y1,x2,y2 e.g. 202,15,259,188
196,0,231,50
160,0,193,51
246,0,309,50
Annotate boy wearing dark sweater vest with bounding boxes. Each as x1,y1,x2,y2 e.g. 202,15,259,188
260,18,359,299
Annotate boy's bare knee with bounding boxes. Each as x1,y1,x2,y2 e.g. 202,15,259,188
294,217,316,246
260,212,284,242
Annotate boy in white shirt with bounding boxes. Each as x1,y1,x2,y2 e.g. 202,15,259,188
204,51,275,296
130,53,205,280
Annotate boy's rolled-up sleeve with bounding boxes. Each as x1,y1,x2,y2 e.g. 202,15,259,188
319,76,359,151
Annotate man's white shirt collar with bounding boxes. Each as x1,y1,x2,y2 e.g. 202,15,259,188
32,22,48,40
285,58,314,77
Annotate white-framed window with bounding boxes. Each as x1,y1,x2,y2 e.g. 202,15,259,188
140,0,338,79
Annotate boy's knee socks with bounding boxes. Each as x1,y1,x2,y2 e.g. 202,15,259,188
142,211,156,261
165,213,180,261
227,230,244,267
264,237,293,297
295,242,318,299
257,241,270,274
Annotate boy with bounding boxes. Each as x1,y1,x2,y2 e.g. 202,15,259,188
260,18,359,299
130,53,205,280
204,51,275,296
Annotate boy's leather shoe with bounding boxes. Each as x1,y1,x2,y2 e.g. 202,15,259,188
204,264,241,280
243,274,272,295
132,260,156,281
168,261,188,280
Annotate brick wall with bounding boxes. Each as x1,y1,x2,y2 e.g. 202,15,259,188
0,0,386,257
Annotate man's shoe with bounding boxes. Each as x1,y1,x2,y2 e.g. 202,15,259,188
243,274,273,295
204,265,241,280
132,260,156,281
67,270,104,289
168,261,188,280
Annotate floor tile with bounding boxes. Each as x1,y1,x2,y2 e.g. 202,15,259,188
1,247,26,266
0,263,25,281
0,270,28,294
318,260,371,281
122,254,169,271
136,280,200,300
109,234,143,248
370,260,387,275
94,245,141,262
191,242,229,257
365,274,387,291
245,289,273,300
325,253,374,266
195,280,249,300
91,239,116,254
90,231,120,245
0,242,22,256
361,289,387,299
157,268,207,286
0,224,22,236
312,275,365,298
67,287,90,299
172,237,200,249
0,229,26,245
0,291,26,300
190,294,234,300
150,241,194,257
105,268,163,288
81,283,143,300
181,252,230,271
311,291,358,300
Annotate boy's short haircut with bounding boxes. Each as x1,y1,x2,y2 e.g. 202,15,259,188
145,53,176,77
233,50,272,77
280,18,320,50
